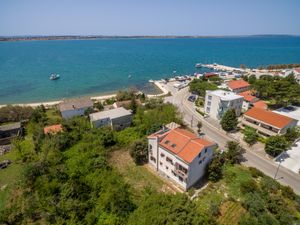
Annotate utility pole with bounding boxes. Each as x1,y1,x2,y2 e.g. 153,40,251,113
274,158,283,180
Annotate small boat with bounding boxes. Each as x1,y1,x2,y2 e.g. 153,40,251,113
128,74,132,78
195,63,202,68
50,74,60,80
149,79,154,83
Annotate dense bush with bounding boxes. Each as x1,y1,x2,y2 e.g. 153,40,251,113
129,139,148,165
220,109,238,132
265,135,289,157
0,105,34,124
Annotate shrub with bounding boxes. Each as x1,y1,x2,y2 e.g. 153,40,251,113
249,167,264,178
129,139,148,165
220,109,238,132
243,126,258,145
265,136,289,157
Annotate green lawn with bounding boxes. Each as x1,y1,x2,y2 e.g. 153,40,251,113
109,149,176,199
0,149,24,211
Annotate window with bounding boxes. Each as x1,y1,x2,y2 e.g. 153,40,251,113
160,153,165,157
198,152,202,158
207,101,211,106
164,140,170,144
205,148,207,153
179,176,184,182
166,166,169,170
160,161,163,166
166,157,173,165
150,156,156,163
199,160,202,164
208,95,212,100
206,107,210,113
149,144,152,150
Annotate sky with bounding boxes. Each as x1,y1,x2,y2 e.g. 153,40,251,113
0,0,300,36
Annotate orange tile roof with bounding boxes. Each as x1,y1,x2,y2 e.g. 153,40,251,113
158,128,214,163
228,80,250,90
244,107,294,129
252,100,267,109
295,67,300,73
238,91,257,102
44,124,63,134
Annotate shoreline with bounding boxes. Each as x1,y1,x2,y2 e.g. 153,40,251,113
0,81,168,108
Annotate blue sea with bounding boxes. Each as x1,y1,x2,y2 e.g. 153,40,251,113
0,36,300,104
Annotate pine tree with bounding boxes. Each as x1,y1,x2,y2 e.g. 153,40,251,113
220,109,238,132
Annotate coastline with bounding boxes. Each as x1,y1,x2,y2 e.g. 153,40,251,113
0,81,168,108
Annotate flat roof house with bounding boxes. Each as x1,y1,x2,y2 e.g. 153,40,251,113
59,97,93,119
204,90,244,121
148,126,216,190
90,107,132,131
241,107,298,136
227,80,250,93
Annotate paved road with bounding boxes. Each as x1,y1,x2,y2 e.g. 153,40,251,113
165,86,300,195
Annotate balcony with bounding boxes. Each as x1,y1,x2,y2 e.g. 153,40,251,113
241,119,279,136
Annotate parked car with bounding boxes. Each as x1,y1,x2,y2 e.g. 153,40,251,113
188,95,197,102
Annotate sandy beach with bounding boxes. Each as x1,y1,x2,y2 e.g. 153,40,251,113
0,82,167,108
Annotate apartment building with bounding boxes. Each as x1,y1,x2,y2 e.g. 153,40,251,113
227,79,250,93
148,127,216,190
241,107,298,136
204,90,244,120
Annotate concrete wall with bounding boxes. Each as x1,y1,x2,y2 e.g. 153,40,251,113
148,138,159,169
91,117,111,128
111,114,133,131
187,146,213,189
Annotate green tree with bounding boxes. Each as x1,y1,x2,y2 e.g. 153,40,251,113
129,139,148,165
94,101,104,111
225,141,243,164
248,75,257,84
220,109,238,132
208,152,224,182
197,121,202,133
189,79,218,97
265,136,289,157
243,126,258,145
284,127,300,143
130,97,137,114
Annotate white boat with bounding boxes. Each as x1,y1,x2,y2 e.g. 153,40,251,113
128,74,132,78
195,63,202,68
149,79,154,83
50,74,60,80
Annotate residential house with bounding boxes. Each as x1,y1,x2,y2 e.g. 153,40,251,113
148,126,216,190
238,90,259,111
44,124,63,135
227,80,250,93
59,97,93,119
90,107,132,131
241,107,298,136
0,122,23,145
204,90,244,120
293,67,300,84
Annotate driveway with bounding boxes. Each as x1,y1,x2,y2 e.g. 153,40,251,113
276,140,300,174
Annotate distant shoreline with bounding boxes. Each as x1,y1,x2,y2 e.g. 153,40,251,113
0,34,298,42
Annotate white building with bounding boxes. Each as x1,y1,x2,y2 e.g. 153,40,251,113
89,107,132,131
148,127,216,190
59,98,93,119
204,90,244,120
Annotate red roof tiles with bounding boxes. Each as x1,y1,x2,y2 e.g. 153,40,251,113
158,128,214,163
228,80,250,90
239,90,257,102
44,124,63,134
252,100,267,110
244,107,294,129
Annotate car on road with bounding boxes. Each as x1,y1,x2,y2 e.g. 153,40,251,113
188,95,197,102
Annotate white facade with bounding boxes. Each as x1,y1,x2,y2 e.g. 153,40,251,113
204,90,244,120
90,107,132,131
148,129,215,190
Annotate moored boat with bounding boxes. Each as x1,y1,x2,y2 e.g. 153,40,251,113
50,74,60,80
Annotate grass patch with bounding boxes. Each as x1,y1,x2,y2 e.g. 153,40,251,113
218,201,246,225
223,165,252,199
0,150,24,211
109,149,176,199
45,108,62,124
